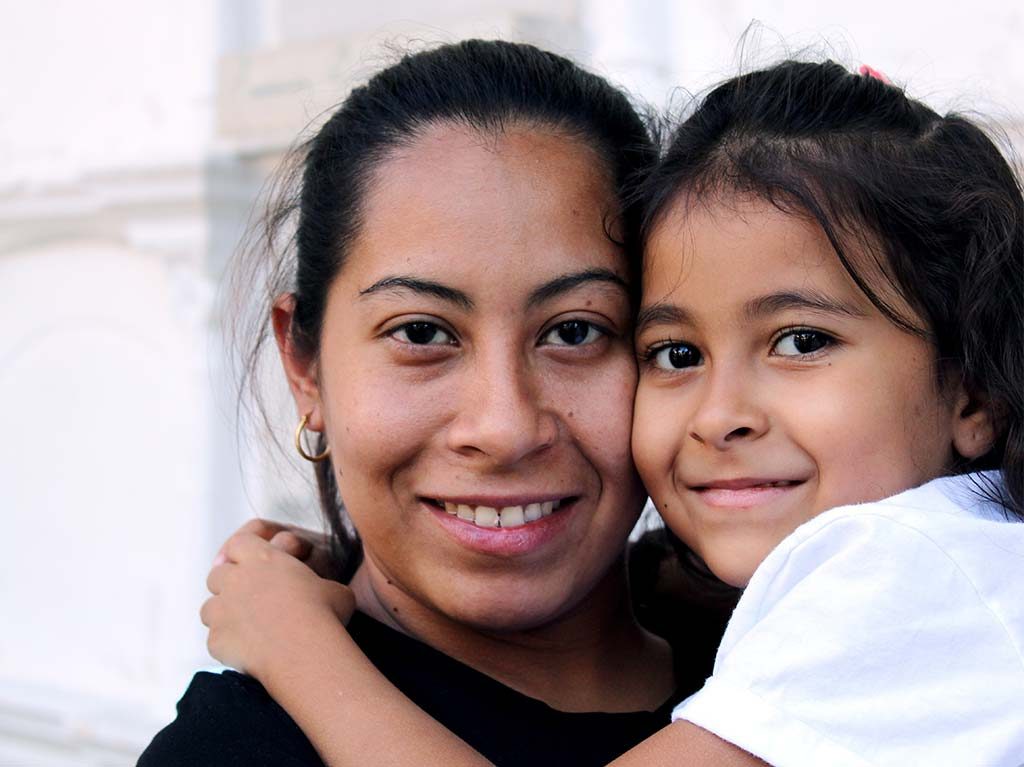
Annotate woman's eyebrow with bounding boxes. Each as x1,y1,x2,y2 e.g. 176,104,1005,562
358,276,474,310
526,268,629,308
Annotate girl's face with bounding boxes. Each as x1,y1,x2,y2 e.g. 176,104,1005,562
283,124,645,631
633,196,981,588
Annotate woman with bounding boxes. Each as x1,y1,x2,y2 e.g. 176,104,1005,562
139,40,725,766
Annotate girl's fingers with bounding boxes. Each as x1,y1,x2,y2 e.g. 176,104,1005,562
269,530,312,559
321,581,357,625
199,595,219,627
303,534,337,578
206,562,234,595
238,518,290,539
212,518,291,566
222,531,274,564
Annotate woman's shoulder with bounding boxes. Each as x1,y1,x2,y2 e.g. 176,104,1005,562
137,670,323,767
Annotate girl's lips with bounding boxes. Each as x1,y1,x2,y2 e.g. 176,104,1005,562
691,480,805,509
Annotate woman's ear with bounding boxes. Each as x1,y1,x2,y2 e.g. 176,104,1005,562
950,388,997,461
272,293,325,431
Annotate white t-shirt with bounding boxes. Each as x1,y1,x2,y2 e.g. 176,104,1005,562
672,473,1024,767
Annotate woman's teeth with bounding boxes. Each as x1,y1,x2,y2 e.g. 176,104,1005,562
441,500,560,528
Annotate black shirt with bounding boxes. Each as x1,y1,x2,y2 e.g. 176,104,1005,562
138,612,687,766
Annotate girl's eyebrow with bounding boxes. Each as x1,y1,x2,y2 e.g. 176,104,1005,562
635,303,691,335
744,290,867,320
636,290,866,336
359,276,474,310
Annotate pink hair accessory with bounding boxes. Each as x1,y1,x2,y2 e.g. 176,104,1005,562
857,64,891,84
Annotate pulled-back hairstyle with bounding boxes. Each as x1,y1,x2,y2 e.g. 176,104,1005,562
641,60,1024,530
236,40,655,581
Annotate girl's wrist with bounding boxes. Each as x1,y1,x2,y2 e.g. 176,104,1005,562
257,609,357,695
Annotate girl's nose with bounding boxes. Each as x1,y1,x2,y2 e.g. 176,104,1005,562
445,352,558,467
687,369,769,450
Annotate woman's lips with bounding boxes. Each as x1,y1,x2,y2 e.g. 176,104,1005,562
423,496,579,556
691,479,805,508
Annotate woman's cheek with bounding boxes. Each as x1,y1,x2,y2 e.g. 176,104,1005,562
325,367,449,476
584,353,640,472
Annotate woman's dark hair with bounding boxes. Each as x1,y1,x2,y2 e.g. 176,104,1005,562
641,60,1024,549
236,39,655,582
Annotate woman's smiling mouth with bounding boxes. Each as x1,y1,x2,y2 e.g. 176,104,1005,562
422,496,577,528
421,495,584,558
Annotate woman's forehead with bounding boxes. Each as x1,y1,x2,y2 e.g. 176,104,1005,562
334,123,627,298
366,122,613,217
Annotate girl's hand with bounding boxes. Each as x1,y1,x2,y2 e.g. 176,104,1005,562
201,531,355,683
212,518,336,579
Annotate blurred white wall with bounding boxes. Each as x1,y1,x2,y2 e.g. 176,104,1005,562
1,1,1021,764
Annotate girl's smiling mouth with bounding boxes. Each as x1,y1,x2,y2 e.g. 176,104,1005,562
689,478,807,509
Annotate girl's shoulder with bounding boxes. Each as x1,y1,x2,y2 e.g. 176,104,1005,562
756,471,1023,586
673,473,1024,766
741,472,1024,629
797,470,1016,530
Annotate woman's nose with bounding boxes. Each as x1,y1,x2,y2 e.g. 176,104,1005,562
687,368,769,450
446,352,558,467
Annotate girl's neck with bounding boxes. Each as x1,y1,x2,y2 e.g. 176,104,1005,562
350,558,674,713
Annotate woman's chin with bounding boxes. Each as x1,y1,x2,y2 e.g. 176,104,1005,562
427,581,591,635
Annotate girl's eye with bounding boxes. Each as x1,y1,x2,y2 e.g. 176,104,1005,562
390,321,455,346
542,320,605,346
772,329,833,357
650,343,702,370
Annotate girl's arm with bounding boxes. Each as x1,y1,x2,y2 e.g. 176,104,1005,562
607,722,766,767
203,530,490,767
203,530,764,767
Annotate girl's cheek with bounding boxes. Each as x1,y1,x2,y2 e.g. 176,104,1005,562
631,391,676,490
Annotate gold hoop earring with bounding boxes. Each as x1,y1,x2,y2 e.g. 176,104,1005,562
294,412,331,462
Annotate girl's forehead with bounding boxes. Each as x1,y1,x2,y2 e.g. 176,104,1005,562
643,196,867,308
646,196,830,271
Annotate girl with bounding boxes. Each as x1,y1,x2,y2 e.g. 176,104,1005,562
202,60,1024,765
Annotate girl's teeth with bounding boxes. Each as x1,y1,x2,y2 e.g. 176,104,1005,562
437,500,565,528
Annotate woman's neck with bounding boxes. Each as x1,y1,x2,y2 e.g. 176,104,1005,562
349,557,674,713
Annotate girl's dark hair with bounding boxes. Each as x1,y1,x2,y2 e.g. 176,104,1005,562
641,60,1024,540
236,40,655,582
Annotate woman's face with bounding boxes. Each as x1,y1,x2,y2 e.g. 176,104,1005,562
287,124,644,632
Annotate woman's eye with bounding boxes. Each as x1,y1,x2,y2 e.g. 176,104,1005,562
543,320,605,346
650,343,702,370
772,330,832,357
390,321,455,346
